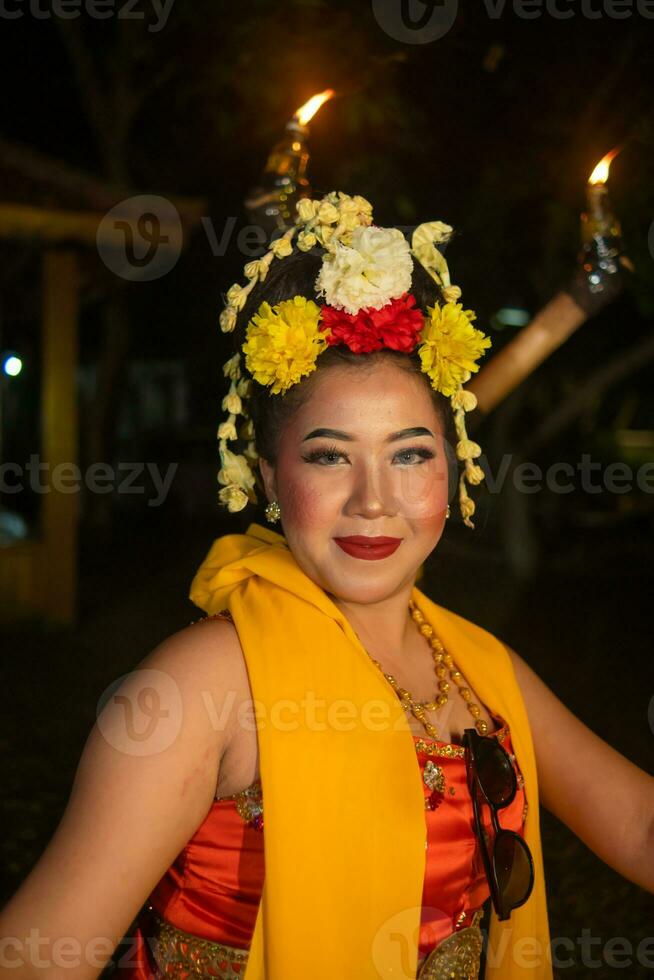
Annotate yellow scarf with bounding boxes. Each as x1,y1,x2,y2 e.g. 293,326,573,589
189,522,553,979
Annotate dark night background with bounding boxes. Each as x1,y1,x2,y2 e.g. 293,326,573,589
0,1,653,977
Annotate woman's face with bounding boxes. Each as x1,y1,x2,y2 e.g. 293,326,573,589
259,360,451,604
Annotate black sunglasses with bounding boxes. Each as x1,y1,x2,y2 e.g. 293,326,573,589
463,727,535,921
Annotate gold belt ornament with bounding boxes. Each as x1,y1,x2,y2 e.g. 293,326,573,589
145,905,483,979
146,907,249,979
416,909,484,979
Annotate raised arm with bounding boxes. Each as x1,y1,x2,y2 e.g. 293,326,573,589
505,642,654,894
0,618,244,980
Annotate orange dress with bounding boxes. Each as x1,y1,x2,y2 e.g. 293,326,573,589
118,714,527,978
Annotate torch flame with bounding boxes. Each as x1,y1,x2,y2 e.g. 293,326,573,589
588,147,621,186
294,89,335,126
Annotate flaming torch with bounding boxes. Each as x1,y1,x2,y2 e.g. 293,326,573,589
469,148,632,415
569,147,629,312
244,89,335,235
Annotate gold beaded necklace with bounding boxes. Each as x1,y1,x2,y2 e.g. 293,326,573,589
365,598,489,740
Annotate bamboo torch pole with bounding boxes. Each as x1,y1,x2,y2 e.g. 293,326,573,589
468,149,632,416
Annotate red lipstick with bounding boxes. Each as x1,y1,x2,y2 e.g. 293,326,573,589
333,536,402,560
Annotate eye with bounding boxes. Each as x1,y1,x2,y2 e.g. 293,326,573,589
301,444,347,465
395,447,435,465
301,445,435,466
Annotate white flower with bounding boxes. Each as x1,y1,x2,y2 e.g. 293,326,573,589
314,226,413,314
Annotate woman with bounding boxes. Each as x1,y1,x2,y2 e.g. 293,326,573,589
1,192,652,980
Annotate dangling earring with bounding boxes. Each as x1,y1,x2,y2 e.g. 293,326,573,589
265,500,281,524
445,504,451,520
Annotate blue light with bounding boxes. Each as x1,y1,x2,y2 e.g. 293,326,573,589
2,355,23,377
490,307,531,331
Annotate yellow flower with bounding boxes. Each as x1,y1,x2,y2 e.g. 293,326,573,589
226,284,248,310
271,237,293,259
220,307,237,333
242,296,330,395
417,303,492,397
218,415,238,441
456,439,482,461
442,285,462,303
466,462,486,485
317,201,339,224
297,231,317,251
450,388,478,413
223,353,242,381
217,446,255,491
218,483,250,513
352,195,373,216
297,198,316,221
459,494,476,528
222,385,242,415
338,197,360,216
244,259,264,280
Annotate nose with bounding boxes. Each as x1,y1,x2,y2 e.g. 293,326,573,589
343,456,396,519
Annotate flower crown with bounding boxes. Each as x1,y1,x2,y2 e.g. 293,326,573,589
216,191,492,528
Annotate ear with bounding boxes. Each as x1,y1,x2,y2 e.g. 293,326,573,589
258,457,277,502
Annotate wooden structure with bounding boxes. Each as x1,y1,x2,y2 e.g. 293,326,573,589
0,136,206,625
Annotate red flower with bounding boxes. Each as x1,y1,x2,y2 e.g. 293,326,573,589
320,293,424,355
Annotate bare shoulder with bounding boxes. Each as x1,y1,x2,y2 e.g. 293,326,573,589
137,614,251,753
140,614,245,679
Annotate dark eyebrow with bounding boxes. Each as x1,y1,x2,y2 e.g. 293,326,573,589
301,426,435,443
